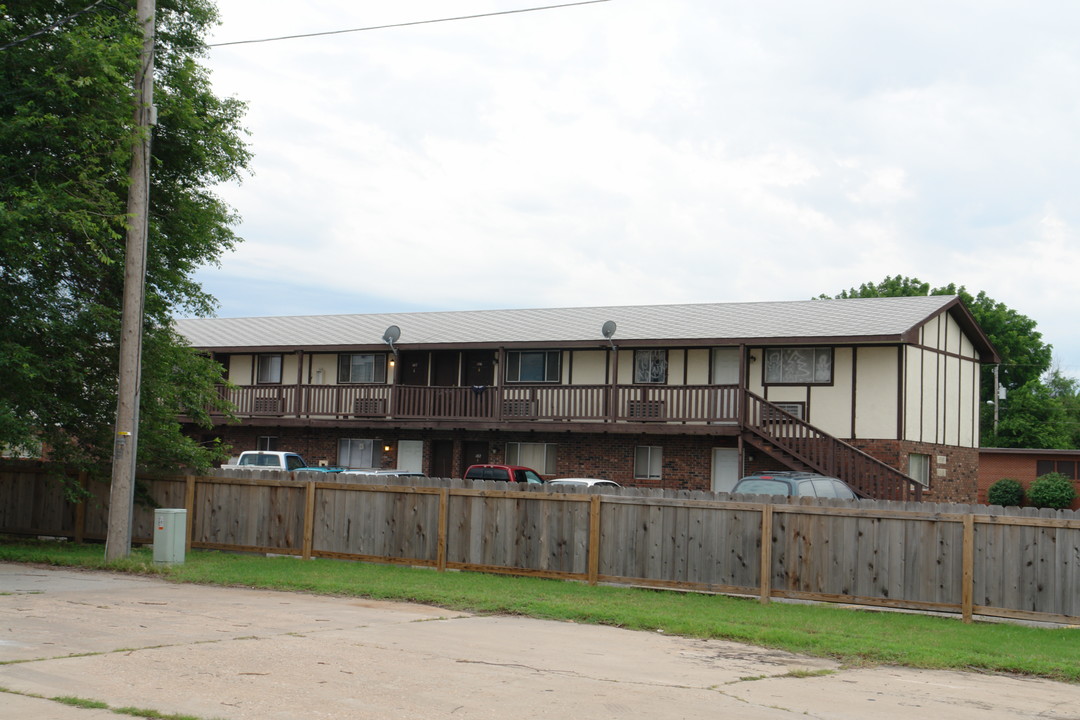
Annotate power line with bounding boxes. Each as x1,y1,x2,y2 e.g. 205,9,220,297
208,0,611,48
0,0,112,52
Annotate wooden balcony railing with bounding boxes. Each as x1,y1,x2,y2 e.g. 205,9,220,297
217,383,742,424
214,383,923,500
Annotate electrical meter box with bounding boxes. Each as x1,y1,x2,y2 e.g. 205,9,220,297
153,508,187,565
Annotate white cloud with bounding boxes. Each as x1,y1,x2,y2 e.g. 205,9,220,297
198,0,1080,378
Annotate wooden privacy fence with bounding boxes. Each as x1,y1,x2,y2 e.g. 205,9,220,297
2,462,1079,625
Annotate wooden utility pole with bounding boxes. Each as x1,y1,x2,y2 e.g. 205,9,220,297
105,0,156,561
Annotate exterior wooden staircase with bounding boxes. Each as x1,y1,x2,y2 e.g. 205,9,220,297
741,391,923,501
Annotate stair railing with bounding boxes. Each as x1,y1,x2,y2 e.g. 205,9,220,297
743,391,923,501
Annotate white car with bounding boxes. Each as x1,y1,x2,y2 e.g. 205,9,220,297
338,469,427,478
547,478,621,488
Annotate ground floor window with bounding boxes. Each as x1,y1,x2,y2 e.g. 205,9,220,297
339,438,375,468
1036,459,1076,479
908,453,930,487
256,436,278,451
635,446,662,480
505,442,556,474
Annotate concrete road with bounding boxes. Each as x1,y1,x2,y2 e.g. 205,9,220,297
1,562,1077,720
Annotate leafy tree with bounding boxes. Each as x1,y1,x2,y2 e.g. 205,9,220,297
1045,368,1080,449
984,380,1073,449
823,276,1057,447
0,1,249,475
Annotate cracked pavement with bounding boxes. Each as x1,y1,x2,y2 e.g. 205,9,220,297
1,563,1077,719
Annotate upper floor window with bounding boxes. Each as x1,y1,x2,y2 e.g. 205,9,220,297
256,354,282,384
338,353,387,384
763,348,832,385
506,351,561,383
634,349,668,384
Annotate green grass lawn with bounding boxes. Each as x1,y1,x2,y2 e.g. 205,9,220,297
2,536,1078,683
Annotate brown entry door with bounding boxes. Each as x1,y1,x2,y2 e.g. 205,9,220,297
463,350,496,387
461,441,489,475
431,351,459,387
397,351,428,386
430,440,454,479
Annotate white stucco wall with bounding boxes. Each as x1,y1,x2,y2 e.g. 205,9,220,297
853,346,898,440
309,354,338,385
904,311,981,448
229,355,252,384
569,350,608,384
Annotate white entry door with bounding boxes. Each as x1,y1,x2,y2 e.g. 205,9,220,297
711,347,739,384
397,440,424,473
711,448,740,493
711,347,740,421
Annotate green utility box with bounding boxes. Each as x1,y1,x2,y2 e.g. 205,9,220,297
153,508,187,565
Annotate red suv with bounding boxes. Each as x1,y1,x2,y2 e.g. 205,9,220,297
463,464,544,484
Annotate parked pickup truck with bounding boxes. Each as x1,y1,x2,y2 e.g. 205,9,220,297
221,451,344,473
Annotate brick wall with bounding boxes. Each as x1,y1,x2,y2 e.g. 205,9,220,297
198,424,980,502
847,439,979,503
978,450,1080,509
199,424,737,490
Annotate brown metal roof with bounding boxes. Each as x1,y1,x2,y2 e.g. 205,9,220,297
175,295,998,360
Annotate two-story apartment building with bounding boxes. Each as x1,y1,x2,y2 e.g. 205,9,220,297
176,295,999,502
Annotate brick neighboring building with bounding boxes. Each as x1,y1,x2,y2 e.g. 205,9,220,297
978,448,1080,510
177,295,999,502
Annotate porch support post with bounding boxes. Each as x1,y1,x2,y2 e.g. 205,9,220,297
295,350,305,416
609,347,619,423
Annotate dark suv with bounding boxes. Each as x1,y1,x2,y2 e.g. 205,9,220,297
731,472,859,500
463,464,544,484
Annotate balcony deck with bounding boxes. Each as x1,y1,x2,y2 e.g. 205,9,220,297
216,383,742,429
207,382,921,500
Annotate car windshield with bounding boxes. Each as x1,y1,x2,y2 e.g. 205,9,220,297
517,470,543,484
734,478,791,495
808,478,856,499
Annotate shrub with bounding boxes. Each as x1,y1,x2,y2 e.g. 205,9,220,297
1027,472,1077,510
987,478,1025,507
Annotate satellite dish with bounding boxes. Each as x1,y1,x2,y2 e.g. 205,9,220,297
382,325,401,352
601,320,617,349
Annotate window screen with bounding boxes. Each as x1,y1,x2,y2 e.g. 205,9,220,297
908,453,930,487
506,351,561,382
338,438,375,468
634,446,662,479
338,354,387,384
633,350,668,384
257,354,282,384
505,442,556,474
763,348,832,385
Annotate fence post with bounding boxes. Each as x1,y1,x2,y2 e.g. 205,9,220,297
437,487,449,572
759,504,773,604
302,480,317,560
74,471,88,543
587,495,601,585
184,475,196,553
962,514,974,623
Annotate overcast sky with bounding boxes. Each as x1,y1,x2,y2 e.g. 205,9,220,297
197,0,1080,378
